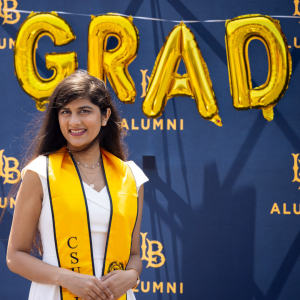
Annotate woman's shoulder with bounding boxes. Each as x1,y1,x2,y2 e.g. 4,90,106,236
21,155,47,180
124,160,149,189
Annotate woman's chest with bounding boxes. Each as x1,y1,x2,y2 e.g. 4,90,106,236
39,184,111,234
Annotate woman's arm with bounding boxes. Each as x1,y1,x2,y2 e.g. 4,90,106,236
100,184,145,298
7,170,112,300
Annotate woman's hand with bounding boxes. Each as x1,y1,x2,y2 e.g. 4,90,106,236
100,270,137,299
61,270,114,300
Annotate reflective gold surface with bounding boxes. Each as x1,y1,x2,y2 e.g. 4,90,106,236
88,14,139,103
142,22,222,126
225,14,292,121
14,12,77,111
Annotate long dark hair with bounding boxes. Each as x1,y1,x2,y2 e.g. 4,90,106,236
4,70,128,254
28,69,128,160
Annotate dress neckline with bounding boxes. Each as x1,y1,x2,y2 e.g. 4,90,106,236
82,182,107,194
82,182,110,210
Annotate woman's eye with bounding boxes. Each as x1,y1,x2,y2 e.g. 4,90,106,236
61,110,70,115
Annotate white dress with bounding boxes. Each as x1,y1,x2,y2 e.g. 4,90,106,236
21,155,149,300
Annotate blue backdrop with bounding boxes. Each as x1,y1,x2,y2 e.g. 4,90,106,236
0,0,299,299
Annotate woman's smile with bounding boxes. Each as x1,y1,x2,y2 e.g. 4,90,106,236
69,128,87,136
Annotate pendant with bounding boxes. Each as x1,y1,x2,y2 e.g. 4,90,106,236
90,184,95,188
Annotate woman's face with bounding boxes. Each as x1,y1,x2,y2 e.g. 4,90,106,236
58,98,109,150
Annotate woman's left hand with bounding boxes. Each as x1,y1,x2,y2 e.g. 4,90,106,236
100,270,137,299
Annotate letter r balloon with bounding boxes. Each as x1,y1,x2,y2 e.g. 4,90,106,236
88,14,139,103
14,12,78,111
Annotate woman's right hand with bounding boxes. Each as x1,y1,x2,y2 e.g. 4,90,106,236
61,270,113,300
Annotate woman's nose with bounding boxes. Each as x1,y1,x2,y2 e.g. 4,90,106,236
69,113,81,126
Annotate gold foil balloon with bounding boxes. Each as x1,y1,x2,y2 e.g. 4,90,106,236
14,12,77,111
88,14,139,103
142,22,222,126
225,14,292,121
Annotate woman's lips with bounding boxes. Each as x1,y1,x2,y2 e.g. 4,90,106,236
69,129,87,136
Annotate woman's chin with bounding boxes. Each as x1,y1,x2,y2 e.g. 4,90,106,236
67,140,90,150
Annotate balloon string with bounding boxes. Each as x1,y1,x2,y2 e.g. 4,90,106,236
3,9,300,23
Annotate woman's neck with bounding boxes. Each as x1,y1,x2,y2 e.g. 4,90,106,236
67,143,101,166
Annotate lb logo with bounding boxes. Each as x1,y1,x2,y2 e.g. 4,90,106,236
292,153,300,189
0,0,20,25
294,0,300,15
140,69,150,98
140,232,166,268
0,149,20,184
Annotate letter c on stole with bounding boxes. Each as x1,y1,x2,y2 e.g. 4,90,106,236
68,237,78,249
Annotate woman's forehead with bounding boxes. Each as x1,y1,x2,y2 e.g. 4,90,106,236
62,98,96,108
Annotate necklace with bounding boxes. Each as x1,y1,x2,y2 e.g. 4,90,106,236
80,168,101,189
66,146,102,169
75,159,101,169
78,165,99,174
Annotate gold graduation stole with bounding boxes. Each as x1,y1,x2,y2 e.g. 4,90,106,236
47,146,138,300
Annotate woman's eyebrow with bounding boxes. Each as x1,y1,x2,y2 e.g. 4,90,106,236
78,106,93,109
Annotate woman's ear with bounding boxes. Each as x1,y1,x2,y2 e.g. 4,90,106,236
102,108,111,126
107,108,112,119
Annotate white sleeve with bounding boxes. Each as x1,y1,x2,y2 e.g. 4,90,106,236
21,155,47,179
125,161,149,193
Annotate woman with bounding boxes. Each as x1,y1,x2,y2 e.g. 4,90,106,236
6,70,148,300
